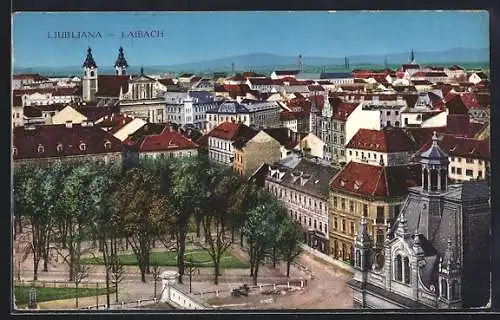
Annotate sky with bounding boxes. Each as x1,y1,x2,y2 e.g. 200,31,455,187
12,11,489,68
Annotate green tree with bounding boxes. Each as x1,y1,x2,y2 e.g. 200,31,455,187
13,165,54,280
200,168,241,284
241,195,282,285
278,219,303,277
109,168,164,283
168,157,207,284
229,182,262,246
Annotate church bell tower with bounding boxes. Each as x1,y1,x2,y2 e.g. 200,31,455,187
82,47,98,103
114,46,129,75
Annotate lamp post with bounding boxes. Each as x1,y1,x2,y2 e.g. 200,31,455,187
184,253,210,294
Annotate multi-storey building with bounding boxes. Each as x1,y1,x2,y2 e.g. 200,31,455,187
165,91,217,130
205,101,281,132
233,130,281,177
345,127,416,167
348,133,490,309
12,122,123,167
419,133,489,182
330,102,361,165
265,158,339,253
328,161,421,265
201,122,257,166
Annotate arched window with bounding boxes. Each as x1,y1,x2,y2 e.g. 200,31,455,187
37,144,45,153
395,254,403,281
56,143,63,152
334,241,339,259
90,71,95,77
403,257,411,284
441,279,448,299
79,143,87,151
12,147,18,156
430,169,438,191
342,243,347,261
423,168,429,190
440,169,447,191
356,250,361,268
104,140,111,150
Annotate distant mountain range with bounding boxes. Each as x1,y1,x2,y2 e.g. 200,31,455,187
14,47,489,76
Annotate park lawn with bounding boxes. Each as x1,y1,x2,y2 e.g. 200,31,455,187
14,286,115,305
81,249,249,268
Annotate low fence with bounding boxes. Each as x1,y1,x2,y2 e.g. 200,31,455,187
299,244,354,274
14,279,104,289
82,297,160,310
190,278,307,299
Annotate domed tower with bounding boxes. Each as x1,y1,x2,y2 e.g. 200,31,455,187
82,47,98,102
419,131,449,193
114,46,128,75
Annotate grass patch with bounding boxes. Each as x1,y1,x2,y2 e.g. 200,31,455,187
14,286,115,305
81,249,249,269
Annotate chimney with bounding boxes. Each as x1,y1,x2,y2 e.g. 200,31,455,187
65,121,73,128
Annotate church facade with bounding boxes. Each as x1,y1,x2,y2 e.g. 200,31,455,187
348,132,491,309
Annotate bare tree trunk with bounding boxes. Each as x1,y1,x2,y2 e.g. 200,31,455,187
43,237,50,272
75,284,79,308
177,230,187,284
287,261,291,277
253,261,260,285
115,283,119,303
214,260,220,285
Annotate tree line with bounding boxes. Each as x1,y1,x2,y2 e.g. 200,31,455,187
13,155,303,297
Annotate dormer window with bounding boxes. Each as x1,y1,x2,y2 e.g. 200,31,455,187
104,140,111,150
79,143,87,151
12,147,18,156
37,144,45,153
56,143,63,152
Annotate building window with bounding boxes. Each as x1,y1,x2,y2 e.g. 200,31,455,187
342,219,346,232
350,221,354,235
465,169,473,177
479,160,483,165
465,158,474,164
441,279,448,299
451,167,456,174
451,157,455,162
403,257,410,284
394,204,401,221
314,220,317,229
309,218,311,227
478,170,483,178
376,206,384,224
355,151,358,157
457,157,462,163
349,150,352,156
363,204,368,217
341,198,346,210
79,143,87,151
349,200,354,212
37,144,44,153
334,217,338,230
333,196,338,208
56,143,63,152
456,168,462,175
12,147,18,156
395,254,403,282
376,229,384,246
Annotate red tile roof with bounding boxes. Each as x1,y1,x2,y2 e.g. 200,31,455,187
332,102,359,121
203,122,257,142
95,75,130,97
404,127,447,150
445,93,480,114
13,124,123,160
139,125,198,152
97,113,134,133
330,161,421,198
346,128,415,152
23,106,43,118
13,87,80,96
190,76,202,83
248,78,283,86
420,134,489,160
